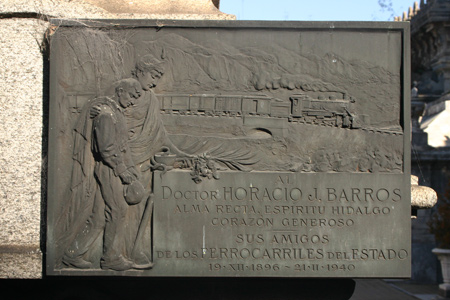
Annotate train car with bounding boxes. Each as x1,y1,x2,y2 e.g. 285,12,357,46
188,95,201,112
158,94,190,112
189,94,216,113
158,94,170,111
242,96,271,115
215,95,242,114
158,94,215,113
170,95,190,111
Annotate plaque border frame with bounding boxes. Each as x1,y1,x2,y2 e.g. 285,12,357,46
46,19,411,278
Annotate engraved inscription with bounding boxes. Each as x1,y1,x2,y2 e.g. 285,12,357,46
153,171,410,277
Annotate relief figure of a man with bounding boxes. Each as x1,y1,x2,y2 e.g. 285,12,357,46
62,79,150,271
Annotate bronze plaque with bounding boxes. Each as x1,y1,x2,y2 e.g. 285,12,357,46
46,20,411,277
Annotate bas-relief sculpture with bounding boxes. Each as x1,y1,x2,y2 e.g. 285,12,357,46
62,79,154,271
47,20,410,277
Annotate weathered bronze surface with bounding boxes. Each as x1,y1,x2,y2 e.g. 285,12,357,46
46,20,411,277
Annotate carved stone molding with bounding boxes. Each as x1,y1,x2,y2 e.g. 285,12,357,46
84,0,224,15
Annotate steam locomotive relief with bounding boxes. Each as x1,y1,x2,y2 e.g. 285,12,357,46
157,93,401,135
157,93,360,128
66,92,400,135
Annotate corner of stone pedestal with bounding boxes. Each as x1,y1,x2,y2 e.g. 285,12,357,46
0,245,42,279
1,0,235,20
0,0,116,19
83,0,236,20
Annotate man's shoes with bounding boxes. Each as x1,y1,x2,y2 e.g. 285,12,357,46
101,255,133,271
62,255,93,269
64,253,153,271
132,262,153,269
131,251,153,269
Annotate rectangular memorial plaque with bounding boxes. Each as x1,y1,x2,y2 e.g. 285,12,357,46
46,20,411,277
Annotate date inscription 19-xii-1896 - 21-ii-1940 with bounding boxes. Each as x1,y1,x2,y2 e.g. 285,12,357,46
46,20,411,277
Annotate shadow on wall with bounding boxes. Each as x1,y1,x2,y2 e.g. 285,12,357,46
1,277,356,300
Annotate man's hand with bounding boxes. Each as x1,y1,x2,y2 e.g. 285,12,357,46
176,157,194,168
119,169,136,184
90,105,102,119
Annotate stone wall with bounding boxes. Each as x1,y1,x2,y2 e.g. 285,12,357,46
0,0,234,279
0,17,48,279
